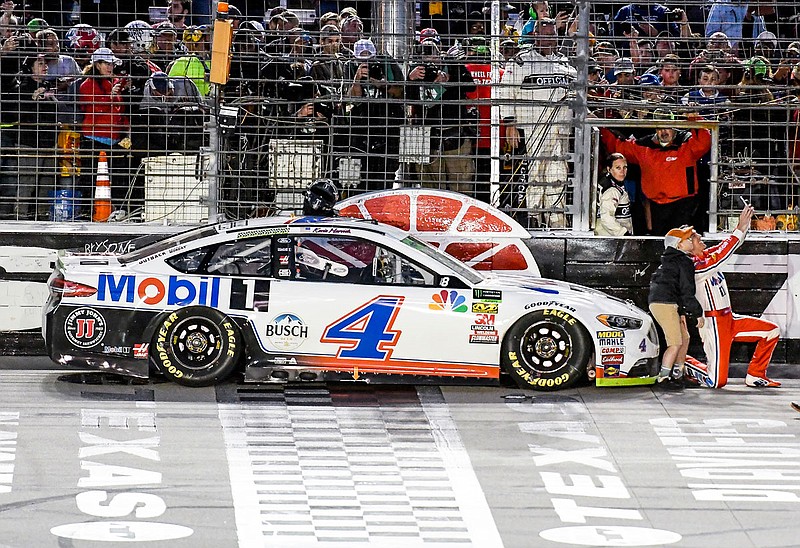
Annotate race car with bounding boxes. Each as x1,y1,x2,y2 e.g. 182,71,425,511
43,216,659,391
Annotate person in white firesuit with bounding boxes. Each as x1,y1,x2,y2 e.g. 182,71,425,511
684,205,781,388
499,17,576,228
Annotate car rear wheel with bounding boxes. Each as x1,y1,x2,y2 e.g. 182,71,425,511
502,310,591,391
150,306,242,387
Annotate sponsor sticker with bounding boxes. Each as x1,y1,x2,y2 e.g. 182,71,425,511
469,334,499,344
525,301,576,312
597,330,625,346
133,343,149,359
471,302,499,314
601,354,624,365
266,314,308,351
103,345,131,355
473,288,502,301
601,346,625,354
64,308,106,349
237,227,289,239
474,314,495,325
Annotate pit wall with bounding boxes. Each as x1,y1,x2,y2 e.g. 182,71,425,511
2,226,797,362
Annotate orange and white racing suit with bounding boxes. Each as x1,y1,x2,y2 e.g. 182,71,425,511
692,229,779,388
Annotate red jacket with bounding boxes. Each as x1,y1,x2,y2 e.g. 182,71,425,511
78,76,129,142
600,127,711,204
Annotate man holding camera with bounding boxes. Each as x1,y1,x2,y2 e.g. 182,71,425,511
341,38,404,192
407,38,476,195
613,2,691,39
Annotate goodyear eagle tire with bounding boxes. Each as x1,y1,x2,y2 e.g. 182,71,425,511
502,310,591,391
150,306,242,387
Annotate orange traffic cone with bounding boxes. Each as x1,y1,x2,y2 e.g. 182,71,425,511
92,150,112,222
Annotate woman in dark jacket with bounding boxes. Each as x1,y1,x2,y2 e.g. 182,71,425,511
14,54,58,219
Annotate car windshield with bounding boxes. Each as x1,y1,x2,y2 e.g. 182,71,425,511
400,235,484,285
120,226,219,264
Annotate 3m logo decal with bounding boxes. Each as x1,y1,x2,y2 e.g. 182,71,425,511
64,308,106,348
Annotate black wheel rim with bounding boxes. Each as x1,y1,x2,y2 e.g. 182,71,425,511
170,316,223,370
519,321,572,374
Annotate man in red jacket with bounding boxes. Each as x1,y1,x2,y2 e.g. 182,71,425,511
600,111,711,235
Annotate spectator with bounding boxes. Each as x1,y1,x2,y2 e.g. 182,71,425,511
318,12,340,29
310,24,346,99
600,111,712,235
686,206,782,388
168,25,212,97
688,31,741,83
465,38,497,202
648,224,705,388
108,28,153,107
594,41,619,83
149,23,179,71
339,15,364,55
609,57,637,118
754,30,779,65
407,37,476,195
612,2,681,40
595,153,634,236
705,0,749,55
340,38,404,191
78,47,131,213
499,18,575,227
0,0,18,40
9,54,59,219
64,24,101,70
772,41,800,86
36,29,81,94
681,65,731,117
730,55,785,211
658,53,684,101
227,22,267,98
167,0,191,30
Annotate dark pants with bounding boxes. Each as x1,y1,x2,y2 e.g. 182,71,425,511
649,195,698,236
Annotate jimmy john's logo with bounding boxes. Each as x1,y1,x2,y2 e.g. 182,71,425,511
64,308,106,348
472,302,498,314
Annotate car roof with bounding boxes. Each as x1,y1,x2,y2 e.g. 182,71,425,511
221,215,411,240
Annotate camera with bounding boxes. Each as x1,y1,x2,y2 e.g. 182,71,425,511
422,63,440,82
667,8,685,22
618,21,634,35
368,62,385,81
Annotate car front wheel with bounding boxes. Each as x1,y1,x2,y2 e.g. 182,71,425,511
502,310,590,391
150,306,242,387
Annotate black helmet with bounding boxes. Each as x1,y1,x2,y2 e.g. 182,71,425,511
302,179,339,216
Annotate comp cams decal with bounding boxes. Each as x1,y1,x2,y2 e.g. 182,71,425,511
65,308,106,348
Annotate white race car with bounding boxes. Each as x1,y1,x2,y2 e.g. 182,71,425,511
43,216,659,391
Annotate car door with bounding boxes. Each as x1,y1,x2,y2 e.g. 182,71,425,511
257,233,498,378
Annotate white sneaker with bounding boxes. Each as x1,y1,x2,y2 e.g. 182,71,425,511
745,374,781,388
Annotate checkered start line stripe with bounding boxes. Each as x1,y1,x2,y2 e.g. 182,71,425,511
218,386,503,547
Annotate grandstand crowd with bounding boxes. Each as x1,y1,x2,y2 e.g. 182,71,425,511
0,1,799,234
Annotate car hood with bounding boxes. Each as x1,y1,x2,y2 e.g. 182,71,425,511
479,272,643,314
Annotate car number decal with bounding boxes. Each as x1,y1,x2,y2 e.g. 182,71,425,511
321,296,404,360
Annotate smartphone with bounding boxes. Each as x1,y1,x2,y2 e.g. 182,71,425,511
739,196,750,207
